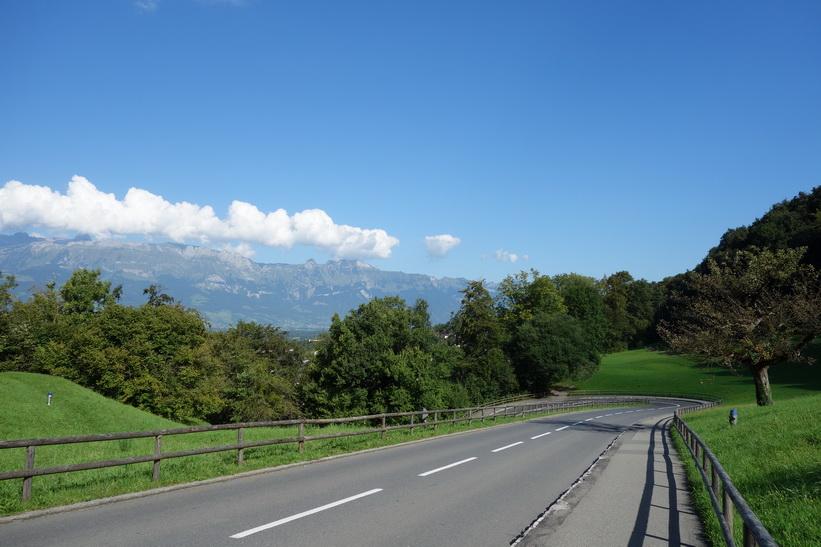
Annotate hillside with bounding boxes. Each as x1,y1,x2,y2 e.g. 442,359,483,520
0,233,469,332
702,186,821,269
0,372,183,440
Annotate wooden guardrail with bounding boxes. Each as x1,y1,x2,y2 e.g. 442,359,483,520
572,390,776,546
1,397,615,502
673,406,778,547
4,390,778,547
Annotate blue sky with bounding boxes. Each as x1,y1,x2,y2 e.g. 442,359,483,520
1,1,819,283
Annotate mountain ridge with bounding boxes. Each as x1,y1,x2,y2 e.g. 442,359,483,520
0,233,470,334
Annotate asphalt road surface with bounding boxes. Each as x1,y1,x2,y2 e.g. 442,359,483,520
0,403,680,546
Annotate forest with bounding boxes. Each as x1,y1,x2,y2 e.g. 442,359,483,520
1,187,819,420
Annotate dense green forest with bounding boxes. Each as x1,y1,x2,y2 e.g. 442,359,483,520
1,187,819,421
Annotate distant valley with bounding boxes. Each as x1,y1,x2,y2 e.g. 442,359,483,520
0,233,471,335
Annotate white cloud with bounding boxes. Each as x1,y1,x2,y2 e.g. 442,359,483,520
135,0,248,12
135,0,160,12
0,177,400,260
423,234,461,258
491,249,529,263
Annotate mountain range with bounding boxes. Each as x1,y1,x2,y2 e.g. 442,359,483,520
0,233,471,335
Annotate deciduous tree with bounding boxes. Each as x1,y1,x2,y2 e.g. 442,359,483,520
659,247,821,405
512,312,600,393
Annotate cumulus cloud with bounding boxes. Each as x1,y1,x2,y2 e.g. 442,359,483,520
0,177,400,260
423,234,461,258
488,249,529,263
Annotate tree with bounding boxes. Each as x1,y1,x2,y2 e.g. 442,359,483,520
304,297,459,417
450,280,518,401
0,272,16,310
143,284,178,307
659,247,821,405
0,272,18,365
512,312,600,393
553,273,608,354
59,269,121,315
600,271,664,351
702,186,821,269
496,269,565,335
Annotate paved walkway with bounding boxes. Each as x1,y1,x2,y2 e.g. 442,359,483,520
517,415,706,547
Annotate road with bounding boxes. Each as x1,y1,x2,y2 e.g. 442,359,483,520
0,403,680,546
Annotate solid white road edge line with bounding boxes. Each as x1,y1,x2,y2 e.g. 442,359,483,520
230,488,383,539
418,457,478,477
492,441,524,453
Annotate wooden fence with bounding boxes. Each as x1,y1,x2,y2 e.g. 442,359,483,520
2,397,616,502
673,406,777,547
2,391,779,547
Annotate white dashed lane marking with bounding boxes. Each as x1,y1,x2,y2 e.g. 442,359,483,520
230,489,383,539
418,457,477,477
492,441,524,453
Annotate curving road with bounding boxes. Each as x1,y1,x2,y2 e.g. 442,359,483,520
0,403,680,546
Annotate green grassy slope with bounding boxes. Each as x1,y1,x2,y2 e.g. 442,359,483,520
567,344,821,406
680,394,821,546
0,372,183,441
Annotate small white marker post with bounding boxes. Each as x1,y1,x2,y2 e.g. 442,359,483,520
47,392,52,406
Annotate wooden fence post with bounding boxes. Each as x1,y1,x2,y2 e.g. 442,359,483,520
410,413,415,434
298,422,305,453
381,416,387,440
712,464,719,496
743,524,755,547
237,428,244,466
153,435,162,482
23,445,34,501
723,486,733,535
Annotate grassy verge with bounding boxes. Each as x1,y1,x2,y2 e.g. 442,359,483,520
1,371,625,516
1,417,537,516
570,346,821,547
676,395,821,546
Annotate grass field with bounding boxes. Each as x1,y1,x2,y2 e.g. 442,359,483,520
569,345,821,546
566,345,821,406
2,348,819,545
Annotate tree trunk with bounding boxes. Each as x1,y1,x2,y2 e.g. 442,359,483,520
750,364,773,406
